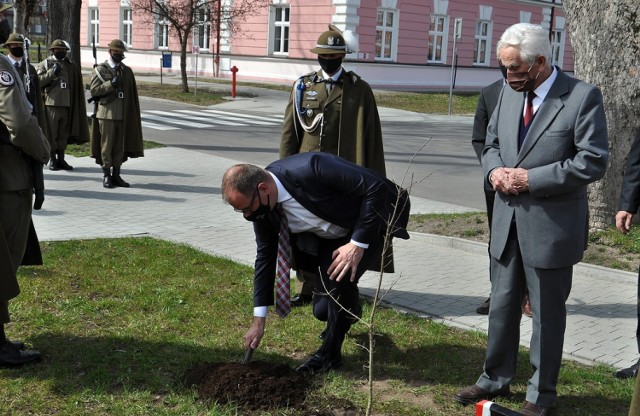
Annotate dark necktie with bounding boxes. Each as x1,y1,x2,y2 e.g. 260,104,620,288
524,91,536,127
275,204,291,317
14,62,19,70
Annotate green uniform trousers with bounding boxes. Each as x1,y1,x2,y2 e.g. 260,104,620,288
98,119,125,169
45,106,70,152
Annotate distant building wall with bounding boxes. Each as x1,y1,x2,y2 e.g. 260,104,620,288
79,0,572,91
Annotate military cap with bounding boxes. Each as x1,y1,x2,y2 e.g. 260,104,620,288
3,33,24,47
49,39,69,50
310,30,348,55
0,4,12,13
108,39,127,52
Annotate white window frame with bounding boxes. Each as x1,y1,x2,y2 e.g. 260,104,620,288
88,8,99,46
375,8,398,62
269,4,290,56
194,6,211,52
156,17,169,50
473,19,492,66
551,28,565,67
122,8,133,49
428,14,448,64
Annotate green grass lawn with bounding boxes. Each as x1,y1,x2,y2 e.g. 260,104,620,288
1,238,634,415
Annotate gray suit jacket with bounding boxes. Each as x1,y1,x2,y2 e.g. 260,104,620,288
482,68,608,269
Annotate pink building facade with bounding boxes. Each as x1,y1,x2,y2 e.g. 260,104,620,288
79,0,571,91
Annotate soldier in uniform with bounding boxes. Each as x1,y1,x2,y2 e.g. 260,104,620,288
4,33,45,130
279,25,387,308
89,39,143,189
0,49,51,366
37,39,89,171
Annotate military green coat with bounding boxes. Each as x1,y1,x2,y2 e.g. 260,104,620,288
0,55,50,302
37,57,90,144
280,69,386,176
89,61,144,164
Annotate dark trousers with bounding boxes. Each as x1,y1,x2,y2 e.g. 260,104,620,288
311,235,385,358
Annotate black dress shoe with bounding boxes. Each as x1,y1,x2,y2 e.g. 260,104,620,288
295,352,341,374
520,401,552,416
291,294,312,307
6,339,25,350
614,359,640,379
0,340,41,367
49,159,59,171
103,175,113,189
476,297,490,315
453,384,510,405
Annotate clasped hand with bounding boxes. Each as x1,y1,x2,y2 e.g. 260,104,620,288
327,242,364,282
490,167,529,195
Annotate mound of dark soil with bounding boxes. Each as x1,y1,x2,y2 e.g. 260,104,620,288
185,360,310,411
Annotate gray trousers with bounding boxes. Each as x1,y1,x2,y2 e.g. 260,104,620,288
477,230,572,408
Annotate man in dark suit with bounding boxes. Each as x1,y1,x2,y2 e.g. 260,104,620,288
471,77,503,315
454,23,608,415
221,152,410,374
614,127,640,379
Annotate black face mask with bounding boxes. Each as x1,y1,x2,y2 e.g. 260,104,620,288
507,62,540,93
111,53,125,64
245,193,272,222
10,47,24,58
54,51,66,60
318,56,342,76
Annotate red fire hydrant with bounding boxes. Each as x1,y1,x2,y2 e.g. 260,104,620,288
231,66,239,98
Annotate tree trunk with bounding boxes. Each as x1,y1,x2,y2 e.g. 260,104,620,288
180,35,189,93
563,0,640,230
47,0,82,64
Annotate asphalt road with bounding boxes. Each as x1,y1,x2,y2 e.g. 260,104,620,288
135,96,486,211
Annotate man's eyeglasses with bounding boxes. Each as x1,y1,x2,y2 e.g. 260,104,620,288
234,186,259,214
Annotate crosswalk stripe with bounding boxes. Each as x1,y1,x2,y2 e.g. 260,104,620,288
142,112,212,128
172,110,249,126
142,121,180,130
200,109,282,125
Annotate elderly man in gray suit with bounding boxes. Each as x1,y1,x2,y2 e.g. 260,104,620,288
454,23,608,416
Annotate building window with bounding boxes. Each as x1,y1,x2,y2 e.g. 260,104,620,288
375,9,397,61
122,8,133,48
474,20,491,65
156,16,169,49
195,6,211,51
428,14,448,64
270,5,289,55
88,8,99,45
551,29,565,67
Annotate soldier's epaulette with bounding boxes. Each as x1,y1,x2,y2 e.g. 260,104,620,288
345,70,362,85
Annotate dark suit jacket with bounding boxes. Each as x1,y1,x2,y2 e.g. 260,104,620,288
251,152,410,307
618,128,640,213
472,79,503,191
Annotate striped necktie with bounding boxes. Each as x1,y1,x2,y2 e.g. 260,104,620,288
275,204,291,317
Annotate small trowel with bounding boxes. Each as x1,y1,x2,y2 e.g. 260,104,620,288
242,347,254,364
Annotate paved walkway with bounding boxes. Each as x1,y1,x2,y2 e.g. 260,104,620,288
37,80,639,373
